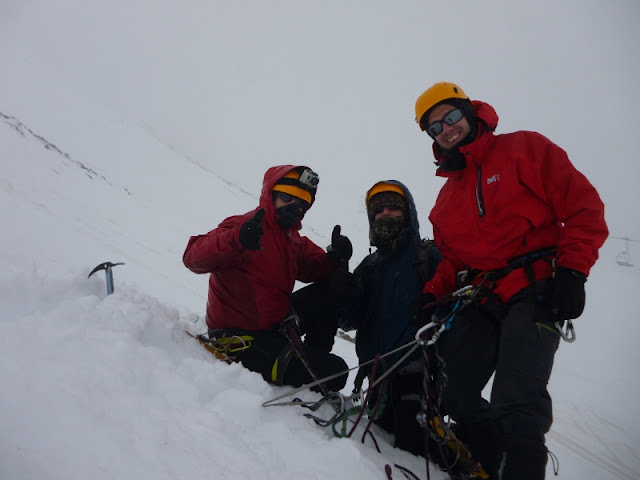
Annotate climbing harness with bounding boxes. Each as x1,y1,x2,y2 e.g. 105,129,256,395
415,284,477,346
456,248,576,343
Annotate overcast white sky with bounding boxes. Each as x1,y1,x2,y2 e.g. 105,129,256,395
2,0,639,255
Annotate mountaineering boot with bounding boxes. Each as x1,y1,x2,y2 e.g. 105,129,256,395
454,419,504,478
500,435,548,480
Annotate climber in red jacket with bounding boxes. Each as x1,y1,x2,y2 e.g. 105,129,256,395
183,165,352,392
413,82,608,480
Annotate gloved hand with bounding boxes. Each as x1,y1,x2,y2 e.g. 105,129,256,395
330,269,357,302
551,266,587,320
238,208,265,251
412,293,437,327
327,225,353,262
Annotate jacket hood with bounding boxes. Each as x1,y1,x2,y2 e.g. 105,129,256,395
431,100,499,168
366,180,420,248
259,164,314,230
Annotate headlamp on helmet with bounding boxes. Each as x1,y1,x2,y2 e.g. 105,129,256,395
273,168,319,204
298,169,319,188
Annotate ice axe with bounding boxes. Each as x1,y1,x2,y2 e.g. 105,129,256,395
88,262,125,295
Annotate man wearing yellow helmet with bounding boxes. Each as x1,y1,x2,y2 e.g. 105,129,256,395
413,83,608,479
336,180,442,457
183,165,353,392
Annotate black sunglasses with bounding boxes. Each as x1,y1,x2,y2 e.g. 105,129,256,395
422,108,464,138
371,203,404,217
277,192,310,208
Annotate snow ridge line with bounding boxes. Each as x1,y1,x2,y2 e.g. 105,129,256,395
0,110,130,194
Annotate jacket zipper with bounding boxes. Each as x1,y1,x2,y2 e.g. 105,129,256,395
475,164,485,218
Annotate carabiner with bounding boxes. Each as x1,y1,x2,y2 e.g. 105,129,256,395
452,285,475,297
416,321,445,346
555,319,576,343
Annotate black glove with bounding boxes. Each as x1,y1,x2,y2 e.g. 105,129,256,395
238,208,265,251
551,267,587,320
327,225,353,262
412,293,437,327
330,269,357,302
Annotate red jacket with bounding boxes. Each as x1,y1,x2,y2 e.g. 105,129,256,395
183,165,338,330
424,101,608,302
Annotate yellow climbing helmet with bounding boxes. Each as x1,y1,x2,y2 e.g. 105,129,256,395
415,82,469,130
366,181,405,205
272,168,318,204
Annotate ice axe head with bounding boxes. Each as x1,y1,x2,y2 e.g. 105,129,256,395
88,262,125,295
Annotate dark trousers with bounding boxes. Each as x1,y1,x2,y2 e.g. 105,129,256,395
221,279,348,392
388,369,426,457
438,280,560,480
291,278,340,353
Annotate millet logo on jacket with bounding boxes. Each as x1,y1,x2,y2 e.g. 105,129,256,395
486,174,501,185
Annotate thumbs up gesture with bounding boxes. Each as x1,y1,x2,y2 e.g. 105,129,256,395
239,208,266,251
327,225,353,263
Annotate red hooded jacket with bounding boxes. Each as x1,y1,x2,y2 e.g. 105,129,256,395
183,165,338,330
424,101,608,302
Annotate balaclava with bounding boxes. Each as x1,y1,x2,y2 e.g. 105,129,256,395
367,191,409,250
272,168,318,229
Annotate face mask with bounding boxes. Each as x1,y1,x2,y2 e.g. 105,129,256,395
276,203,304,229
373,216,406,249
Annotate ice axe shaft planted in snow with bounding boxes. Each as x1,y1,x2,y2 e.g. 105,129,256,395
88,262,125,295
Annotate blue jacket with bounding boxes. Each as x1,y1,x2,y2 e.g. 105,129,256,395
340,181,441,368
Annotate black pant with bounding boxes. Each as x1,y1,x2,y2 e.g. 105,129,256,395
389,369,426,457
219,279,348,392
291,278,340,353
438,281,560,480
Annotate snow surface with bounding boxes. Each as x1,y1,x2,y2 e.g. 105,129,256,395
1,2,639,479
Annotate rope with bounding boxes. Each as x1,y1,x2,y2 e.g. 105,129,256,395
262,338,420,408
384,464,421,480
415,298,491,480
280,316,331,398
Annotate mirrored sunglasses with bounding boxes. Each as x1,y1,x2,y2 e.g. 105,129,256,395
422,108,464,138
